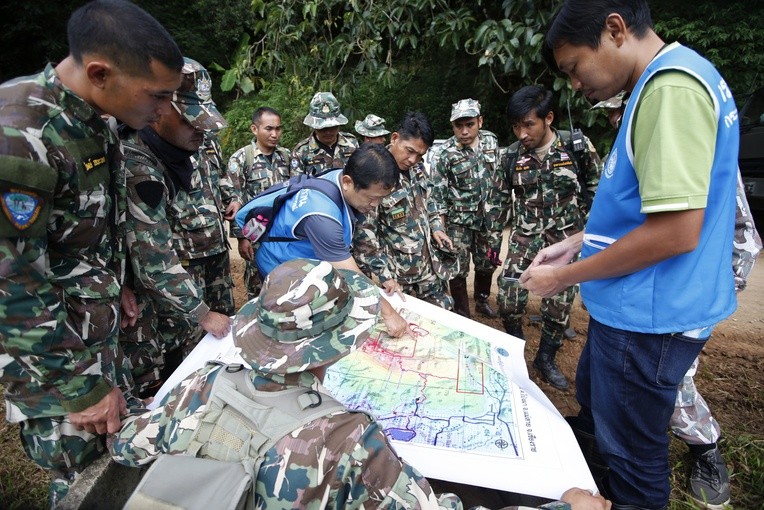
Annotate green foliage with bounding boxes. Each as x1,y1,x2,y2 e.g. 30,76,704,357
652,1,764,96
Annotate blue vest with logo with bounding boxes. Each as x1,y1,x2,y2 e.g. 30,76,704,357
256,170,354,276
581,43,738,333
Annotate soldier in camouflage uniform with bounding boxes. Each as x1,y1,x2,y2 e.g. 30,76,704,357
120,58,234,398
290,92,359,176
354,112,455,310
433,99,508,319
157,60,238,360
227,106,291,299
0,0,183,503
355,113,390,144
111,259,610,510
498,85,600,391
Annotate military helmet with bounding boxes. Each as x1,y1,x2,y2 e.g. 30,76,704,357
303,92,349,129
450,98,481,121
354,114,390,137
172,57,228,132
233,259,381,374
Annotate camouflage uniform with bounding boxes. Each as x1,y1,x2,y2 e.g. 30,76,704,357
120,130,210,396
433,130,506,276
290,132,358,176
0,65,140,501
227,139,291,298
354,159,454,310
497,129,600,347
162,134,236,355
290,92,358,175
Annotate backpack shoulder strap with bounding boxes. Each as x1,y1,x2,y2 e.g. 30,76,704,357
244,144,255,171
504,140,521,184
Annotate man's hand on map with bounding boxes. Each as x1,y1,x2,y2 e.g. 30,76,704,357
560,488,611,510
380,300,413,338
382,279,407,301
199,311,232,338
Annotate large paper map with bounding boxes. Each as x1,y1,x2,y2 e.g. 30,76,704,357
324,308,522,458
153,294,596,499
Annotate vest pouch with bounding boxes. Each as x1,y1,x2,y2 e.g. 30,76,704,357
124,454,253,510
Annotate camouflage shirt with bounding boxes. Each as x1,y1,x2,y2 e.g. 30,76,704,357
290,132,358,176
432,131,507,240
122,131,209,323
227,139,291,238
169,135,233,260
354,161,445,284
507,130,600,236
110,363,461,509
0,65,127,419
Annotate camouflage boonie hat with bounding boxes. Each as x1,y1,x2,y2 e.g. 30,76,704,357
303,92,349,129
591,91,626,110
233,259,381,374
450,98,481,121
354,114,390,137
172,57,228,132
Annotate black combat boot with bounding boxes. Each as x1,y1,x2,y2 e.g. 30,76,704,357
474,271,499,318
449,277,471,319
565,416,610,496
533,336,569,390
502,317,525,340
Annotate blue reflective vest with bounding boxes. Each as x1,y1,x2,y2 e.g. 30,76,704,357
581,43,738,333
256,170,355,276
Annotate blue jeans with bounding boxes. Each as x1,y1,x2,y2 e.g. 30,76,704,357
576,318,706,509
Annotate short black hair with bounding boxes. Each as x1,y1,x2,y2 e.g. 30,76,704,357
67,0,183,76
343,143,398,191
543,0,653,71
506,85,554,124
395,111,434,147
252,107,281,125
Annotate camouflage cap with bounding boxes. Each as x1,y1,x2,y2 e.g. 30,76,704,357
591,91,626,110
233,259,381,374
450,98,481,121
172,57,228,132
354,114,390,137
303,92,349,129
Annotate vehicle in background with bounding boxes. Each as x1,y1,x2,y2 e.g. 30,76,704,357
739,87,764,212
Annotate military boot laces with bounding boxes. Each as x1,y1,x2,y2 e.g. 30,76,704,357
533,350,569,390
688,447,730,509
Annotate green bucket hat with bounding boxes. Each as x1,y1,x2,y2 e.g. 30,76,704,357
233,259,381,374
303,92,349,130
449,98,481,121
172,57,228,132
354,114,390,137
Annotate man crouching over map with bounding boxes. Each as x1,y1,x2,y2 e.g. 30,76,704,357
109,258,609,510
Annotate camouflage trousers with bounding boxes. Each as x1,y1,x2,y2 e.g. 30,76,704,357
670,356,721,445
497,229,580,345
182,250,236,316
447,224,500,278
243,258,263,301
401,268,454,311
20,416,104,506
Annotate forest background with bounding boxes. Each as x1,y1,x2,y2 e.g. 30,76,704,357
0,1,762,509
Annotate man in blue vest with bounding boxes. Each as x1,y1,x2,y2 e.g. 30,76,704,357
522,1,739,509
256,143,412,338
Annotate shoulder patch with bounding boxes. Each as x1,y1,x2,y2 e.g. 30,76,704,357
135,180,165,210
2,189,43,230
